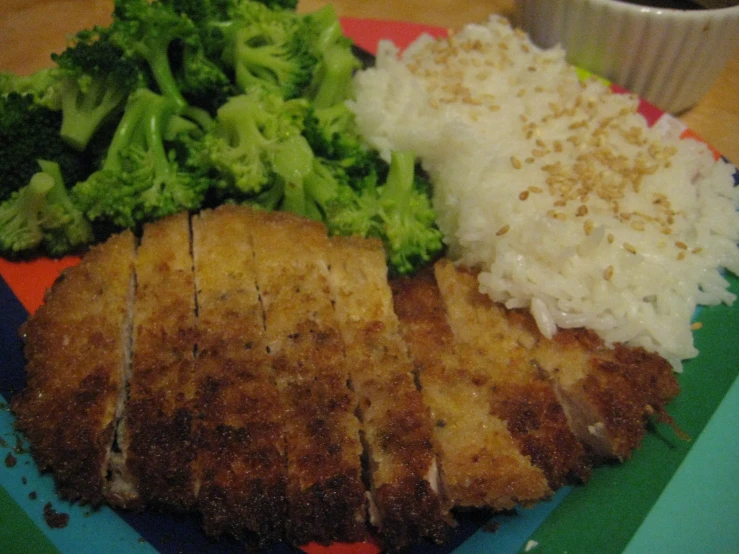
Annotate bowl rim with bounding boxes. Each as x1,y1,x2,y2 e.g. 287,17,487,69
544,0,739,18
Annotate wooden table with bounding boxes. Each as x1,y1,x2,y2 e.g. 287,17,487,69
2,0,737,163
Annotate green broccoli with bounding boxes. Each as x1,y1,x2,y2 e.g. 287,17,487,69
200,88,308,198
303,5,361,109
302,102,379,177
325,151,443,275
0,68,62,110
108,0,200,111
72,89,210,229
0,91,93,202
221,1,317,99
51,29,146,151
0,160,93,257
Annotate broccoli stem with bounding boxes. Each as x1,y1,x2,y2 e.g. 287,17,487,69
0,172,53,253
101,91,153,172
309,44,358,109
383,150,415,208
59,78,129,151
143,44,189,111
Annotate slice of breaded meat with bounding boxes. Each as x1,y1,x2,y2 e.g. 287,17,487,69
191,205,287,545
246,208,367,546
327,235,451,549
12,231,136,505
434,259,592,488
108,212,199,510
529,322,680,461
390,267,552,508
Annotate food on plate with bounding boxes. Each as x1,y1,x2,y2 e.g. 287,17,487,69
0,0,442,275
11,205,680,551
350,15,739,369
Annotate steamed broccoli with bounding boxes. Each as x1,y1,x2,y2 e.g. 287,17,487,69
303,5,360,108
108,0,199,111
51,29,146,151
325,151,443,275
200,88,308,198
220,1,317,99
303,102,379,177
0,68,61,110
0,91,92,202
72,89,210,229
0,160,93,257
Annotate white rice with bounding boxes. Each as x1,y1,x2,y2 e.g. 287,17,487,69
349,16,739,370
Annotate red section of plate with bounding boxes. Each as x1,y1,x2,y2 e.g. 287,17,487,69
341,17,447,53
0,256,79,315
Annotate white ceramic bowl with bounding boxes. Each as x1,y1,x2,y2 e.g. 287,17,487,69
516,0,739,114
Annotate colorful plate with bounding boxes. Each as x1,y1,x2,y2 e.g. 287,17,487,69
1,18,738,554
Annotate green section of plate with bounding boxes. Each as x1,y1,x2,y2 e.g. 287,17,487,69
0,486,60,554
522,272,739,554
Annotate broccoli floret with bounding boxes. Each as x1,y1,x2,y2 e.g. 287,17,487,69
303,5,360,109
72,89,210,229
0,92,92,202
51,29,146,151
303,102,379,177
0,160,93,257
109,0,200,111
325,151,443,275
200,88,308,198
0,68,62,110
373,151,443,275
221,1,317,99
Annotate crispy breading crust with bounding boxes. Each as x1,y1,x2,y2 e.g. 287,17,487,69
535,326,680,460
433,259,593,488
192,206,287,545
328,236,450,549
12,231,136,505
121,212,198,510
247,208,367,545
390,267,553,507
12,205,682,551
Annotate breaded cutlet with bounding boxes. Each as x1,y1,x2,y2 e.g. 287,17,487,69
12,231,136,505
390,267,552,509
327,235,451,549
109,212,199,510
191,205,287,544
246,208,367,546
529,323,681,461
433,259,592,488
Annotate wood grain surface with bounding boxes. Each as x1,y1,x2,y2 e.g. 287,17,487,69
1,0,737,163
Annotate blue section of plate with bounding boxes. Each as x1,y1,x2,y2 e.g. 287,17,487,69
623,373,739,554
0,410,157,554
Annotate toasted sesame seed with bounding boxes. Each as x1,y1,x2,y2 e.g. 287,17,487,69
519,190,530,201
691,322,703,330
624,242,637,254
604,265,614,281
511,156,522,169
496,224,510,236
675,241,688,250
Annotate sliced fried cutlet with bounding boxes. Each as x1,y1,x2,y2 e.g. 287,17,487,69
191,205,287,545
434,259,592,489
12,231,136,505
107,212,198,510
245,208,366,546
390,267,552,509
527,322,680,461
327,236,450,549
